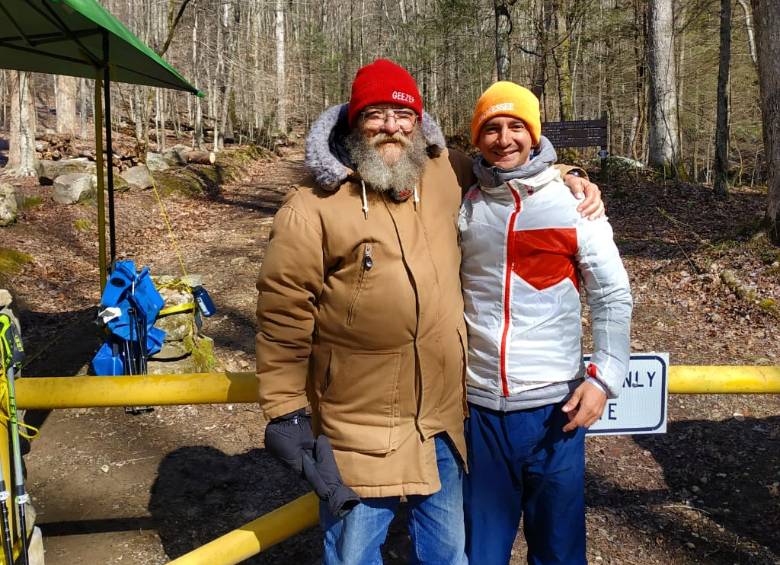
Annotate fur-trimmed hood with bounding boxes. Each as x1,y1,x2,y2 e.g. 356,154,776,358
304,104,448,191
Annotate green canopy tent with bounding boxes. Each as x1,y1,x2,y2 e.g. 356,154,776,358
0,0,201,288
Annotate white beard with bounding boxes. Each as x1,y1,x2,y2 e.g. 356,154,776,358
346,128,428,193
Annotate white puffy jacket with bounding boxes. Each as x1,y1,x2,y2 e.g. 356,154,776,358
459,166,632,411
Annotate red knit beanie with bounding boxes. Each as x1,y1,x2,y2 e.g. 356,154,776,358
347,59,423,127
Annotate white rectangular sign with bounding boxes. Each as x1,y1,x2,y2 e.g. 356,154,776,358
586,353,669,435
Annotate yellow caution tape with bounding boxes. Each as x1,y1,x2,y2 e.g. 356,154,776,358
158,302,196,317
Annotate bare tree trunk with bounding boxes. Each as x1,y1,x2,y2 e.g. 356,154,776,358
554,3,573,121
647,0,681,174
56,75,78,136
8,71,37,177
530,0,553,101
133,86,144,148
714,0,731,198
630,0,647,160
736,0,757,66
750,0,780,243
155,89,162,151
79,78,89,139
494,0,513,80
192,8,203,149
275,0,287,133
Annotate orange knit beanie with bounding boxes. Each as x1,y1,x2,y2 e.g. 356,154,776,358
470,81,541,146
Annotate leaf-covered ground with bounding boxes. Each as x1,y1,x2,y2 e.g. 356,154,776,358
0,149,777,564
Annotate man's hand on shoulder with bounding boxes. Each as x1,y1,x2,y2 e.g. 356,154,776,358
563,171,605,220
561,380,607,432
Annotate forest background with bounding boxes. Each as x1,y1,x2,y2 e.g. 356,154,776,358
0,0,772,188
0,2,778,562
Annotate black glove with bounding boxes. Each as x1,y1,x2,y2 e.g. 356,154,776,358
302,435,360,518
263,408,315,475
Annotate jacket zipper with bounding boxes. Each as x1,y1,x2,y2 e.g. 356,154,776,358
499,188,522,397
346,243,373,326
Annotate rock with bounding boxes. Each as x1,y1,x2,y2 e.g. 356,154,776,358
190,335,217,372
0,289,12,308
158,285,194,307
145,152,170,172
148,334,215,369
147,355,199,375
154,277,199,341
155,313,194,342
37,158,95,185
29,526,45,565
162,144,189,166
101,171,130,193
150,339,192,360
52,173,96,204
605,155,644,170
120,164,154,190
181,274,203,288
0,183,18,226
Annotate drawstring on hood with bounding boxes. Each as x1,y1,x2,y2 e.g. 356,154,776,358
473,135,558,189
361,180,369,219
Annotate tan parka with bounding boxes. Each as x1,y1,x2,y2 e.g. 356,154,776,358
256,105,585,498
257,106,472,497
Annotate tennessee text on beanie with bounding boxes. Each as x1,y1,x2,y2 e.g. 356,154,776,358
470,81,541,146
348,59,423,127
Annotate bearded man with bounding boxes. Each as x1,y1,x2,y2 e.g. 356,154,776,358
256,59,602,564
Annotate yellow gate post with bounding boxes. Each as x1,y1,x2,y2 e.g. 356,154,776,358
668,365,780,393
12,367,780,410
7,365,778,565
0,396,16,565
167,492,319,565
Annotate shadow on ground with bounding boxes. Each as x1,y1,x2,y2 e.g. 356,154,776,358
587,416,780,564
602,172,767,261
18,306,100,442
149,446,322,564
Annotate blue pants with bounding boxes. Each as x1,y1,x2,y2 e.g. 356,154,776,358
320,434,467,565
464,403,586,565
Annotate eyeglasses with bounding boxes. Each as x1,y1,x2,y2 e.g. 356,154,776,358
361,108,418,130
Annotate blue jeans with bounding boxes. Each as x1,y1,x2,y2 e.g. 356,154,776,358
464,402,586,565
320,434,467,565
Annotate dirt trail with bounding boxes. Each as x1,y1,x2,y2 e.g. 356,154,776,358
4,152,778,564
24,154,320,565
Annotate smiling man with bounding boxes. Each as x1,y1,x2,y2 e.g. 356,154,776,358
256,62,605,564
460,81,633,564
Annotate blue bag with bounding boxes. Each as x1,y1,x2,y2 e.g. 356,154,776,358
91,261,167,375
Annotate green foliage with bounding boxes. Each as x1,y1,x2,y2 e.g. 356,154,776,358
0,248,32,279
186,334,217,372
152,147,262,198
73,219,92,232
18,196,43,210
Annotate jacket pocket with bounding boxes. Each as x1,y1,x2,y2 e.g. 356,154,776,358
318,347,402,454
346,243,373,327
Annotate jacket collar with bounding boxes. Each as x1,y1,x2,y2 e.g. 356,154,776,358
304,103,447,192
477,165,562,201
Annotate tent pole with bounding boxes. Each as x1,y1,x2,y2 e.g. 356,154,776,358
103,32,116,267
94,73,108,292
